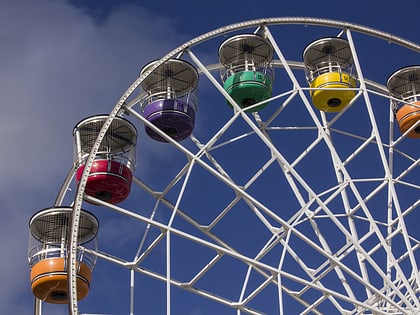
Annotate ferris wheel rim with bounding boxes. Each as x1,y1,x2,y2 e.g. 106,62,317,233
65,17,420,315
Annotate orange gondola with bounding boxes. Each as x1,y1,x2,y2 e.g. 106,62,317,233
28,207,98,303
387,66,420,138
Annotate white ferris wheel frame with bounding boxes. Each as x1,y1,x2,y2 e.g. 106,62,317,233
34,17,420,315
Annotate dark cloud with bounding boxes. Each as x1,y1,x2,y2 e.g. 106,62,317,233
0,0,183,313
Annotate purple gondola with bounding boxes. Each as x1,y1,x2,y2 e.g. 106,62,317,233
139,59,199,142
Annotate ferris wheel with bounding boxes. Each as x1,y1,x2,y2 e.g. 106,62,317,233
28,17,420,315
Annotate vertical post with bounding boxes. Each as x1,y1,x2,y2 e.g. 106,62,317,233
386,97,395,306
33,297,42,315
130,269,135,315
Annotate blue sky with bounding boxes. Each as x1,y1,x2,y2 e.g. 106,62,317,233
0,0,419,314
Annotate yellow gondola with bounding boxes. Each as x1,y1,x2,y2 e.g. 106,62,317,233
303,37,357,112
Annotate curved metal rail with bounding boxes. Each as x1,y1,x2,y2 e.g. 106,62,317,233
67,17,419,315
